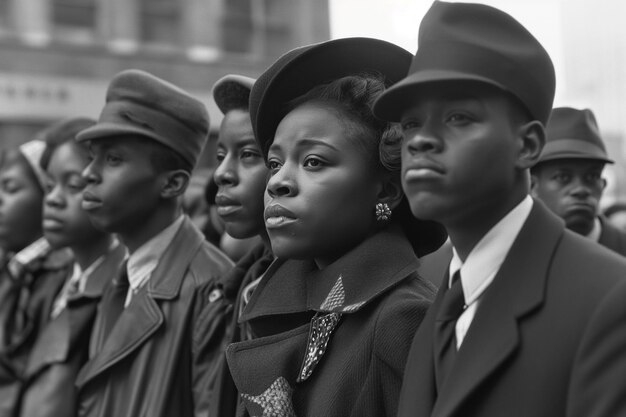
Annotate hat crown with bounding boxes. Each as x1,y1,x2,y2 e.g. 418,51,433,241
373,1,556,125
539,107,612,164
77,69,209,169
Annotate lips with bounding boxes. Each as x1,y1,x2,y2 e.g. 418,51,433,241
215,194,242,217
82,191,103,211
42,217,64,230
264,204,298,228
403,158,445,181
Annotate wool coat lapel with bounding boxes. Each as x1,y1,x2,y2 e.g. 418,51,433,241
431,202,563,417
77,218,203,388
24,244,126,379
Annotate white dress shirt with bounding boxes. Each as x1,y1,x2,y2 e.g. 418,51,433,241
448,195,533,349
125,215,184,307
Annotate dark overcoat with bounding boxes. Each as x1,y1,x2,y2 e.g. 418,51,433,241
226,226,436,417
0,247,72,416
17,244,126,417
209,243,274,417
397,200,626,417
75,217,233,417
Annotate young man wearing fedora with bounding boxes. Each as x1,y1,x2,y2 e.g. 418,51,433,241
373,2,626,416
73,69,233,417
531,107,626,256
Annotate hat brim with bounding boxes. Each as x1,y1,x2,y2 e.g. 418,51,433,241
212,74,256,115
537,154,614,164
252,37,412,155
373,69,511,122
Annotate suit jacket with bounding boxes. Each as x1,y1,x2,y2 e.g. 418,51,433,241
598,215,626,256
227,225,436,417
397,200,626,417
17,244,126,417
75,217,233,417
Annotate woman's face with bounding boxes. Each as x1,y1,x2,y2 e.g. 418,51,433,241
0,154,44,252
265,102,384,268
43,141,107,249
213,109,268,239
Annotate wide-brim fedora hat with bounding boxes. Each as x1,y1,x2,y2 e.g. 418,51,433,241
373,0,556,125
250,37,413,157
538,107,613,164
249,37,447,257
77,69,210,169
212,74,256,115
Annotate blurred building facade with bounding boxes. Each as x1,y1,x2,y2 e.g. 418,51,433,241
0,0,330,168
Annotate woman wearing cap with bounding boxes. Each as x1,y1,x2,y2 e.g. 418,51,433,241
225,37,446,417
0,138,73,414
196,74,275,416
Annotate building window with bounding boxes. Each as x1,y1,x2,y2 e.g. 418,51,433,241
140,0,181,48
52,0,97,44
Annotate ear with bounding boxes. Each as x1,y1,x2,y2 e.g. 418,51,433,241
160,170,190,199
601,177,607,191
515,120,545,170
377,175,404,210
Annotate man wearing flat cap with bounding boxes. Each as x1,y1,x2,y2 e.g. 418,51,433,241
74,69,233,417
373,2,626,417
531,107,626,256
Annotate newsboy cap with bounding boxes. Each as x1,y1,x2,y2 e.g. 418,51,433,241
538,107,613,164
212,74,256,115
373,0,556,125
249,37,413,156
77,69,210,168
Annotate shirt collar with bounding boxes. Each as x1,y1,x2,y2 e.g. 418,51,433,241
127,215,184,292
449,195,533,305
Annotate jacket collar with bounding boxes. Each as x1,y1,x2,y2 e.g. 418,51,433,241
240,224,420,321
76,217,205,388
432,199,565,417
24,243,127,378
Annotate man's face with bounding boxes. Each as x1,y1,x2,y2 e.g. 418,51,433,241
399,82,524,230
532,159,606,235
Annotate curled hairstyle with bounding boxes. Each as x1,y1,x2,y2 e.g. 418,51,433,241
285,73,403,172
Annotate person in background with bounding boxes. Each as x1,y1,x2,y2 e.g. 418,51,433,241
373,2,626,416
12,117,127,417
226,37,446,417
74,69,233,417
203,74,275,416
0,138,73,415
531,106,626,256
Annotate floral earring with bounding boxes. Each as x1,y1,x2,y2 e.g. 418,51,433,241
375,202,392,221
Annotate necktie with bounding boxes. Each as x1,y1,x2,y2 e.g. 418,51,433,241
434,271,465,390
100,260,129,340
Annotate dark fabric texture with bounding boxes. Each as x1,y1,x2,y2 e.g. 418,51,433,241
75,217,233,417
209,243,274,417
227,226,436,417
0,248,73,416
433,274,464,391
15,244,126,417
397,200,626,417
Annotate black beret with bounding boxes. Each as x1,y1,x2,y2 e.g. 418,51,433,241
249,37,413,157
77,69,209,169
373,0,556,125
